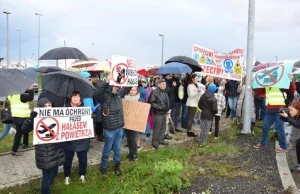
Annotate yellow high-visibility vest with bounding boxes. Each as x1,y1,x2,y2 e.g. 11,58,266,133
265,87,286,106
7,94,31,118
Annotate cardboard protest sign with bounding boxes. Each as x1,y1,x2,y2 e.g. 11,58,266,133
110,55,138,87
33,107,94,145
252,62,293,89
122,99,151,132
192,44,244,81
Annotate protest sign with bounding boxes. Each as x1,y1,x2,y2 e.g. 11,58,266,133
252,62,293,89
33,107,94,145
110,55,138,86
192,44,244,81
122,99,151,132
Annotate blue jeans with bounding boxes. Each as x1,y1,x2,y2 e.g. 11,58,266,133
41,167,58,194
171,102,182,129
260,111,287,149
228,96,238,119
181,104,188,129
101,128,123,169
261,98,266,121
0,124,16,141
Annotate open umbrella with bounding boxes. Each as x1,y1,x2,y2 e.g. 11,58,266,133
137,69,148,77
87,61,111,72
156,62,192,74
21,67,39,80
39,47,89,61
165,56,202,72
0,69,36,97
36,66,63,73
71,58,99,68
148,67,159,76
42,70,96,99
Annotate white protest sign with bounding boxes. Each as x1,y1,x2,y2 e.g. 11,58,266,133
192,44,244,81
33,107,94,145
110,55,138,86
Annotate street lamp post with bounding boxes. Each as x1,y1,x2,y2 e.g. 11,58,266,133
92,43,94,58
17,29,21,65
35,13,42,67
0,58,4,68
3,10,11,68
159,34,164,66
274,56,278,62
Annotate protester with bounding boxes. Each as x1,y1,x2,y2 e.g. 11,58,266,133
198,84,218,145
35,98,65,194
253,76,296,153
180,73,189,129
123,86,142,161
148,79,170,149
210,85,226,138
64,91,91,184
236,77,256,133
279,101,300,172
186,73,205,137
96,74,124,175
164,74,176,138
225,80,240,120
9,86,34,156
0,123,16,141
170,74,183,132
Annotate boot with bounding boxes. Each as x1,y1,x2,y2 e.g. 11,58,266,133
101,167,107,175
115,164,122,176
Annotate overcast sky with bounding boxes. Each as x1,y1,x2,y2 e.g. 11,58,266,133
0,0,299,68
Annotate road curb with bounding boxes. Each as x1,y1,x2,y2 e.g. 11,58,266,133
276,141,299,194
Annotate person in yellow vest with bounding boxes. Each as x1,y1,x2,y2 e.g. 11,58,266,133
253,77,296,153
8,86,34,156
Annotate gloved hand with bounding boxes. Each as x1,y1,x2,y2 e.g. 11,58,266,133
30,111,38,118
92,104,100,113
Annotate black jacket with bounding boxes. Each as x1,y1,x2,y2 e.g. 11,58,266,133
225,80,240,97
198,91,218,120
148,88,170,115
92,80,104,123
35,143,65,170
96,82,125,130
181,78,189,104
64,103,91,152
281,116,300,128
165,78,176,109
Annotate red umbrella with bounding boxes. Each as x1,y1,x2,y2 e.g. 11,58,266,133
148,68,159,76
137,69,148,77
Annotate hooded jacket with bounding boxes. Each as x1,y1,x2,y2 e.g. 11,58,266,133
96,82,125,130
198,91,218,120
35,98,65,170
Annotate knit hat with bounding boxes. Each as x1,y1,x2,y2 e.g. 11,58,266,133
208,84,217,93
38,97,51,107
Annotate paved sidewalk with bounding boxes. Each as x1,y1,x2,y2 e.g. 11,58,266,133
0,118,230,189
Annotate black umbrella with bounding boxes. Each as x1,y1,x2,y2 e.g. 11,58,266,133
165,56,202,72
294,60,300,68
36,66,63,73
0,69,36,97
42,70,96,99
21,67,39,80
39,47,89,61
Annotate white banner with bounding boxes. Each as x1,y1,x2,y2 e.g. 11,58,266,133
192,44,244,81
33,107,94,145
110,55,138,86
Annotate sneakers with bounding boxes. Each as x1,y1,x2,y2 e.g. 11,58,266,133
253,144,265,149
79,175,86,183
276,148,287,153
128,154,138,161
187,131,197,137
65,177,70,185
214,137,218,140
291,164,300,173
209,132,212,135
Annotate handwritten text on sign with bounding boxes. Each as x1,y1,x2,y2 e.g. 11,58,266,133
122,99,151,132
33,107,94,145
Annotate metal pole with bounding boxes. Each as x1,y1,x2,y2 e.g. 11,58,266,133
274,56,278,62
241,0,255,134
159,34,164,66
64,41,66,70
92,43,94,58
35,13,42,67
17,30,21,65
3,11,11,68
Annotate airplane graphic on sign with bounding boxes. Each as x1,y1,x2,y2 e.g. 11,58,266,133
252,62,294,89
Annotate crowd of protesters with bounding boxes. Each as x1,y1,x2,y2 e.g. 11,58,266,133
2,67,300,194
